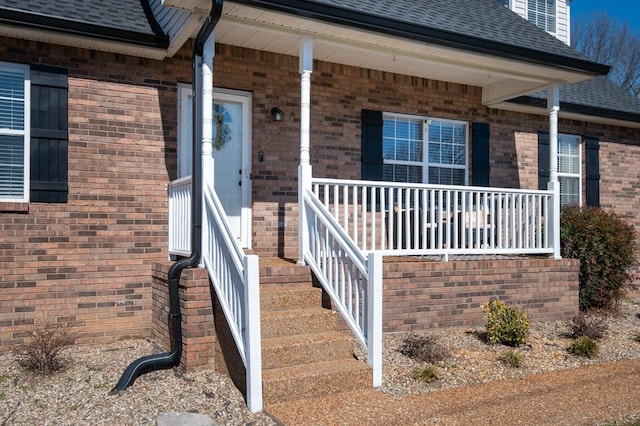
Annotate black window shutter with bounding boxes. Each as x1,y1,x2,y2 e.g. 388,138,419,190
585,137,600,207
538,132,550,190
471,122,490,186
30,65,69,203
361,109,383,181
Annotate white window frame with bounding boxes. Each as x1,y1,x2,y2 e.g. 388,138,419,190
0,62,30,203
382,112,468,186
557,133,582,207
527,0,557,34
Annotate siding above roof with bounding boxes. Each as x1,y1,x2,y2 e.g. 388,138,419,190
0,0,169,48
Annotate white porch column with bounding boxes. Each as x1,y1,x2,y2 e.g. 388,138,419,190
201,32,215,187
547,84,561,259
298,37,314,265
197,32,215,268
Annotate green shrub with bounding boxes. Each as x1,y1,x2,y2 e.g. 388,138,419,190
482,300,530,347
569,336,599,358
569,313,608,340
399,333,449,363
561,206,638,311
499,350,524,368
415,366,439,383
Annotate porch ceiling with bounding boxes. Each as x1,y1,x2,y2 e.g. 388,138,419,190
216,2,597,106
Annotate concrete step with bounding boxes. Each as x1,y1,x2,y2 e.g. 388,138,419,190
260,284,323,312
262,358,372,405
261,331,355,369
259,258,312,285
261,307,337,339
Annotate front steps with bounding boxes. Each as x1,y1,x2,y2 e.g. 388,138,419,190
259,259,372,406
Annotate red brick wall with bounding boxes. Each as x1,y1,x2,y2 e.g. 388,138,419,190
152,262,216,371
0,37,192,351
152,262,245,388
383,257,580,332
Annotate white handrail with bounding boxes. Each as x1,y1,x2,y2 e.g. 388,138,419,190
202,183,262,413
312,178,554,257
302,189,382,386
168,176,192,257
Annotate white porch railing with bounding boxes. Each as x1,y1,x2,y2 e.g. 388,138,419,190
312,178,554,258
168,176,192,257
168,177,262,412
201,183,262,412
302,189,383,386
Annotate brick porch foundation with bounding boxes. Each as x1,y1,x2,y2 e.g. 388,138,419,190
383,256,580,333
151,261,247,393
152,256,580,373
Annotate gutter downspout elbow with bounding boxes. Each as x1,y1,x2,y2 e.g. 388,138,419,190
112,0,223,393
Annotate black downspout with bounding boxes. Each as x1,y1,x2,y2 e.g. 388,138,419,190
112,0,224,392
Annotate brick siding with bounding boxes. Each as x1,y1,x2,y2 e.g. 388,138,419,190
152,262,216,371
383,257,580,332
1,35,638,353
152,262,246,391
0,37,191,351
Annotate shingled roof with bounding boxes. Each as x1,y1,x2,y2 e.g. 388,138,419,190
509,76,640,123
235,0,609,75
0,0,168,48
309,0,587,60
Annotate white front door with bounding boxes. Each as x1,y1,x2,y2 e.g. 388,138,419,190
212,89,252,248
178,86,252,248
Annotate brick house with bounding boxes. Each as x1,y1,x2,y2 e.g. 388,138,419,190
1,0,639,412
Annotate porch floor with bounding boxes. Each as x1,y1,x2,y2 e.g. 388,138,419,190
266,357,640,425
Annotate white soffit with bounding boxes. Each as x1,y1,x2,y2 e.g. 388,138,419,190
217,2,595,105
162,0,211,12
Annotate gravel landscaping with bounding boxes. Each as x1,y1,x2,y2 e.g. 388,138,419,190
378,297,640,396
1,297,639,425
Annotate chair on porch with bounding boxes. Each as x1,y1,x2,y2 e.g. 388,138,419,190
459,208,493,249
386,205,439,250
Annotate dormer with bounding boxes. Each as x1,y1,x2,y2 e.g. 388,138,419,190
501,0,571,45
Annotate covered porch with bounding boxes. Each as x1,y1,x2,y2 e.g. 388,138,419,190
162,0,606,413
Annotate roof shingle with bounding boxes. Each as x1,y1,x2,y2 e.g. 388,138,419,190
0,0,166,45
309,0,590,62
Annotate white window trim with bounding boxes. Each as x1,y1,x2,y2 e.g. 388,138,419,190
382,112,469,186
0,62,30,203
526,0,557,35
557,133,582,206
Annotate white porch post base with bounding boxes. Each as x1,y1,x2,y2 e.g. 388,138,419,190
244,254,263,413
367,252,383,387
298,164,312,265
548,180,562,259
